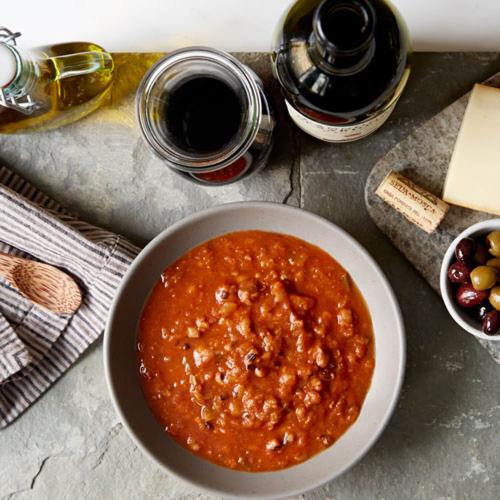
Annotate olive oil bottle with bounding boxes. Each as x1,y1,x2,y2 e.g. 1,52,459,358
271,0,411,142
0,28,114,133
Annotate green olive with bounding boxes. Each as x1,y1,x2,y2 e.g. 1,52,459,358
486,231,500,257
486,258,500,271
470,265,498,291
489,286,500,311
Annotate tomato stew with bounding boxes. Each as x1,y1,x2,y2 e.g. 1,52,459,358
138,231,375,471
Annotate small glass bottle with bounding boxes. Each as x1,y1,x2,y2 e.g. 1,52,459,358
0,27,114,133
136,47,275,186
271,0,411,143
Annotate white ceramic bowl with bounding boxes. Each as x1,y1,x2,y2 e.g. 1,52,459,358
104,202,405,498
440,218,500,342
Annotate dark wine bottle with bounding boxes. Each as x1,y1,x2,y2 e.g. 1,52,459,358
271,0,411,142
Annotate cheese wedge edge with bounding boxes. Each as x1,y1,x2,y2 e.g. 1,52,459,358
443,83,500,216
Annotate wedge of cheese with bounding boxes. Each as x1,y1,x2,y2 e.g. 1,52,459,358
443,84,500,215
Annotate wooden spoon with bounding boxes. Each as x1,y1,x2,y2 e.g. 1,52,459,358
0,252,82,315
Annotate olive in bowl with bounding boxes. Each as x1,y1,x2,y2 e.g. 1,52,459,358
440,219,500,341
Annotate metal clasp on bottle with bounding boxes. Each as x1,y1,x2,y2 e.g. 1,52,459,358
0,27,39,115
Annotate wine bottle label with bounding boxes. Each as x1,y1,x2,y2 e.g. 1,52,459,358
285,100,396,142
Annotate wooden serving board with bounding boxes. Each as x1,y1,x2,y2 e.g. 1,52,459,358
365,72,500,364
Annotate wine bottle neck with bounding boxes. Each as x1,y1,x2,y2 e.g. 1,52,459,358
308,0,376,75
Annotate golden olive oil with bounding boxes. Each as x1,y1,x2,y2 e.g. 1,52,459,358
0,42,114,133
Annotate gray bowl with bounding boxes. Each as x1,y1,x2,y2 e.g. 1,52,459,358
104,202,405,498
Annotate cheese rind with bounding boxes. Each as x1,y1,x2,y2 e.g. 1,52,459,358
443,84,500,216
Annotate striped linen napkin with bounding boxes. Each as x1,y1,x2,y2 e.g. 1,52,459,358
0,166,140,428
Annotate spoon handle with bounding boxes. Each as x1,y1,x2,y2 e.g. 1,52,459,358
0,252,19,287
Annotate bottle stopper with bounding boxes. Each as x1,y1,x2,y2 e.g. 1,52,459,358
376,170,449,234
0,44,17,89
0,28,38,114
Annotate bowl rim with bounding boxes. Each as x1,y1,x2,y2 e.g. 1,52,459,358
104,201,406,498
439,218,500,342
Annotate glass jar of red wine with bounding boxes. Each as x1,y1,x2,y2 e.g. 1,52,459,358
136,47,275,185
271,0,411,143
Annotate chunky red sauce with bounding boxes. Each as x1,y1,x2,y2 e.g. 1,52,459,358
193,156,248,183
138,231,374,471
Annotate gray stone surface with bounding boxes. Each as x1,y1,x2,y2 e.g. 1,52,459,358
1,53,500,499
365,71,500,363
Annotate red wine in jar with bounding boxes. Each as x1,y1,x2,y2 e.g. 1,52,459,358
164,76,243,154
271,0,411,142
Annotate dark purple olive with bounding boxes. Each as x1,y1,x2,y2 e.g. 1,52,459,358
447,261,471,284
482,310,500,336
474,302,495,322
456,284,489,308
474,243,489,265
455,238,476,264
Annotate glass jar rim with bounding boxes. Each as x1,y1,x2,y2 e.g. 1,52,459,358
136,46,262,172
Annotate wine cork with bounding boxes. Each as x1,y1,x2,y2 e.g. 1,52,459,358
376,170,449,234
